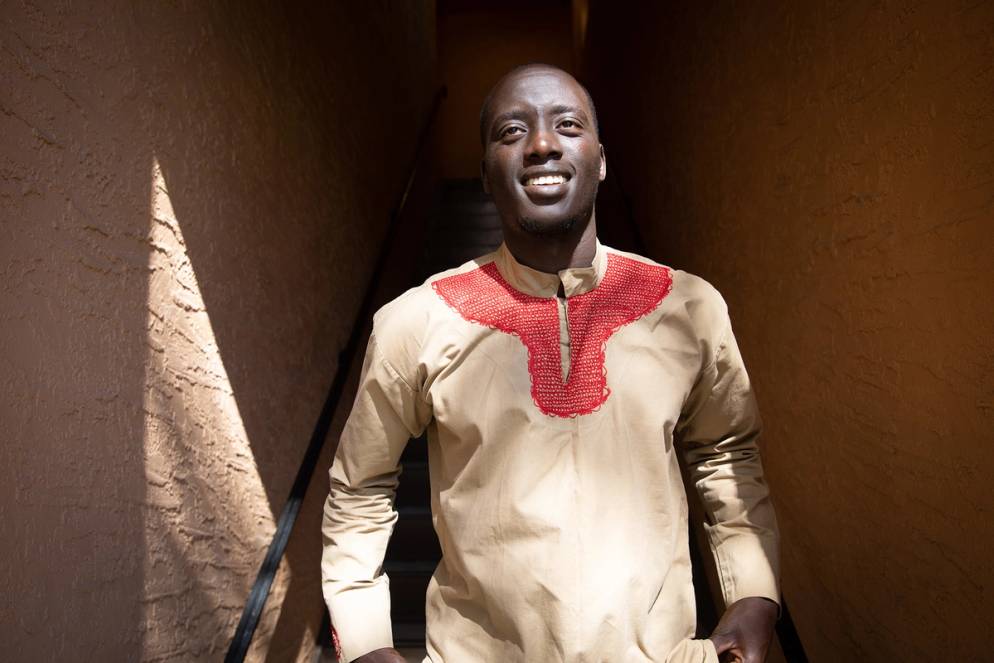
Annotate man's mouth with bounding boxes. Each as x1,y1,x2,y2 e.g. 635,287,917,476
523,174,569,187
519,170,572,204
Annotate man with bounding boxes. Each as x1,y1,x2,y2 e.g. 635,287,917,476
322,64,780,663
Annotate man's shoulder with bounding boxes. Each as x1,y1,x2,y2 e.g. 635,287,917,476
602,245,727,313
372,250,499,337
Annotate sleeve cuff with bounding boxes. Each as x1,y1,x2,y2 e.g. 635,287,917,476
704,525,781,612
324,581,394,662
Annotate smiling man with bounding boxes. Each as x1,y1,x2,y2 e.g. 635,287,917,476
322,64,781,663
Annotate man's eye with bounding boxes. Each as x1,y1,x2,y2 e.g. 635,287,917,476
559,120,578,129
501,126,524,137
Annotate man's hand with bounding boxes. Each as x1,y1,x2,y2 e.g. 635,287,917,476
351,647,407,663
708,596,778,663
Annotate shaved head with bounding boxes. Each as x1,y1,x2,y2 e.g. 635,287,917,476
479,64,599,146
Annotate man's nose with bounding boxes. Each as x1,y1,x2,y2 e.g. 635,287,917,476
526,125,562,162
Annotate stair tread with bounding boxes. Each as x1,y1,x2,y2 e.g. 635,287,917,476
385,559,437,574
398,505,431,517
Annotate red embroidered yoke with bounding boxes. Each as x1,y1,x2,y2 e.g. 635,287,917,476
431,254,673,417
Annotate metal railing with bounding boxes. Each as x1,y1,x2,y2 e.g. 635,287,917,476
224,85,447,663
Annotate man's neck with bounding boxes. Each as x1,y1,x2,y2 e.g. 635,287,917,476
504,214,598,274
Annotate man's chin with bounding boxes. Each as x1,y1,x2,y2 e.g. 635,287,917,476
517,215,577,236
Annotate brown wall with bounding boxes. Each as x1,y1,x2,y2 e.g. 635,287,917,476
584,2,994,660
436,0,574,178
0,3,435,661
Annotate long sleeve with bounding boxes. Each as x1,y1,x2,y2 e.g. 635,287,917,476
675,300,781,609
321,328,431,662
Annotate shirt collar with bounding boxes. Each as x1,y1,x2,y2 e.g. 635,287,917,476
493,239,607,298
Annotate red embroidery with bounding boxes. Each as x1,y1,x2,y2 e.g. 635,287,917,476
432,253,673,417
331,624,343,662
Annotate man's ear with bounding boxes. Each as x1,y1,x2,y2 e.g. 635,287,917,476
481,160,490,193
598,144,607,182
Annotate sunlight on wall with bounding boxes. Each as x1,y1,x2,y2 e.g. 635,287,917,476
141,158,280,661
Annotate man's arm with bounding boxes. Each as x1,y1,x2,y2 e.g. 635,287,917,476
321,327,430,663
675,296,781,663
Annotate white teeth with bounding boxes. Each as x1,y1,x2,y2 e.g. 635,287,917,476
525,174,567,186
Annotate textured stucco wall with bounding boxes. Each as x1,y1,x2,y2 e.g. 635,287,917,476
0,2,435,661
585,2,994,661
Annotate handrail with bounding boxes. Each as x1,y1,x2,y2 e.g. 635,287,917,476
224,85,447,663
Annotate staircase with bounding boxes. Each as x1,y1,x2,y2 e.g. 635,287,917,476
414,178,505,283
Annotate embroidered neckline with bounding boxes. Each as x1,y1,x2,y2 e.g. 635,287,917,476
432,252,673,417
493,240,607,298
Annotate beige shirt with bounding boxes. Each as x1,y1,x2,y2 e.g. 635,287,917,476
321,240,780,663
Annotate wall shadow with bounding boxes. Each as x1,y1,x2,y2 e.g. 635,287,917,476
0,4,153,660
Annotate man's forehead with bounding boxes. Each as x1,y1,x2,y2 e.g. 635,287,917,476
490,68,590,115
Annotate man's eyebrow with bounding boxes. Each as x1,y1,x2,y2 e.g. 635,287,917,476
490,109,529,129
549,104,588,119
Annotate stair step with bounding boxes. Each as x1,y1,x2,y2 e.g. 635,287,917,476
440,181,488,201
425,240,501,256
401,436,428,463
393,623,428,649
423,229,503,247
388,507,441,562
432,201,500,220
385,559,437,574
396,462,429,509
387,560,435,623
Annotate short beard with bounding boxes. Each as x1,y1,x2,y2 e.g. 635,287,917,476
518,215,577,236
517,201,593,237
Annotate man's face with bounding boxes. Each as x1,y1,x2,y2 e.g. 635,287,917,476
481,68,606,236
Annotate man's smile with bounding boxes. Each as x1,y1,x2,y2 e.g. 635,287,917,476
520,168,572,203
522,173,569,186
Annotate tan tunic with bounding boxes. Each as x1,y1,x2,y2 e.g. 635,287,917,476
321,240,780,663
